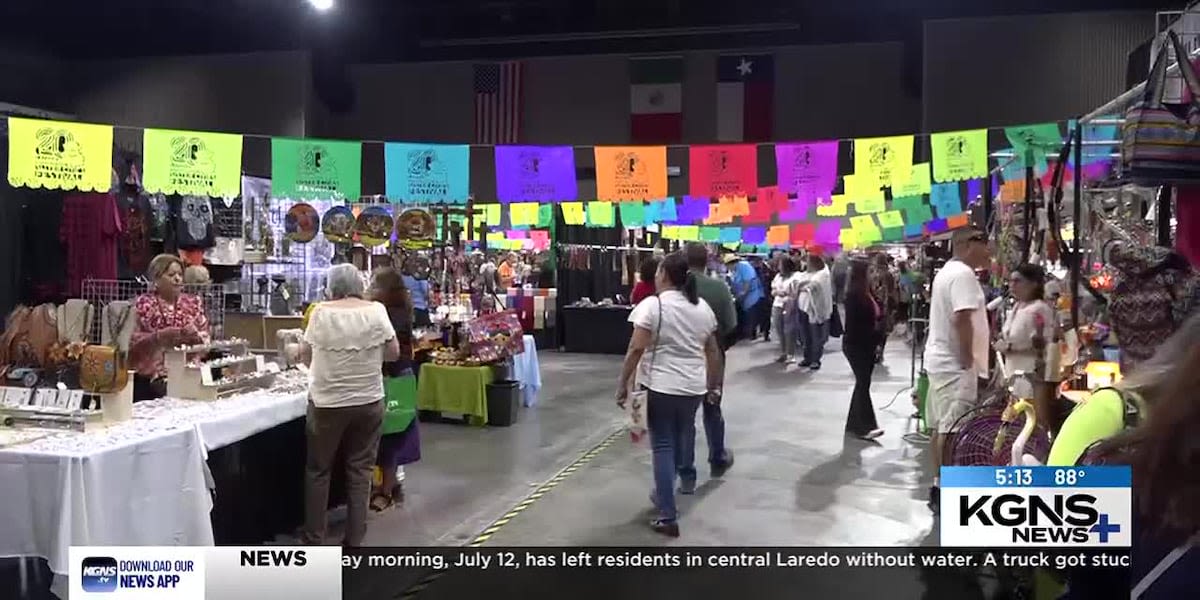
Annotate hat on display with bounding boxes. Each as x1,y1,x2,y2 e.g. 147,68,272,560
321,205,355,243
285,203,320,243
355,205,394,247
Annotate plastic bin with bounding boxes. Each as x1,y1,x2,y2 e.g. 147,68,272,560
486,380,520,427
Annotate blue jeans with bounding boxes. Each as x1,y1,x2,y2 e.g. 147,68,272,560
646,389,702,522
802,319,829,365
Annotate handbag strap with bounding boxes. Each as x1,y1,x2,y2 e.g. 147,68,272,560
644,295,664,391
1132,531,1198,599
1145,31,1200,109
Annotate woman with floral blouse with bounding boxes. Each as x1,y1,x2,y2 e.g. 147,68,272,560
128,254,210,401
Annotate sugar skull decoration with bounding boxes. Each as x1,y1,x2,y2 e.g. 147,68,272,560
180,196,213,242
285,203,319,243
321,205,355,243
355,205,394,247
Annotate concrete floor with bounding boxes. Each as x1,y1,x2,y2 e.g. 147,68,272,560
359,332,937,548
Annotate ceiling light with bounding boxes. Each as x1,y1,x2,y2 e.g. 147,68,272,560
309,0,334,11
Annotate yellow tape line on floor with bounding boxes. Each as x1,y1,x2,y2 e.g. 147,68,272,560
396,428,623,600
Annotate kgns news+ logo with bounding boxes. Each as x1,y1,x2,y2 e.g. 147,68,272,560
940,466,1132,548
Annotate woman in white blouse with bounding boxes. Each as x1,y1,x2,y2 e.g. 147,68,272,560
770,255,801,362
301,264,400,546
997,264,1060,432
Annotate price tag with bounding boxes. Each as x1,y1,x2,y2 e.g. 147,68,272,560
280,287,291,301
200,365,215,386
34,389,57,407
69,390,86,410
255,355,265,372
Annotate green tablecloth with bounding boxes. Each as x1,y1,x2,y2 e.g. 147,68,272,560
417,364,493,425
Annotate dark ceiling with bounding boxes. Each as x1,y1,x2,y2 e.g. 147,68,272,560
0,0,1180,62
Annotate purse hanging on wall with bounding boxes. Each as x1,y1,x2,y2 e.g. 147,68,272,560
57,299,94,344
1122,30,1200,183
82,303,135,394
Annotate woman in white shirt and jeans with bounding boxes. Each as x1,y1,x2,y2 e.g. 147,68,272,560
617,253,724,538
770,256,801,362
997,263,1060,432
301,264,400,546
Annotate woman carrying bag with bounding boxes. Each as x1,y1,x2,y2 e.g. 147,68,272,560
369,267,421,511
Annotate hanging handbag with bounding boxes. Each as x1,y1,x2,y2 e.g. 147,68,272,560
1122,30,1200,183
381,374,418,435
80,305,132,394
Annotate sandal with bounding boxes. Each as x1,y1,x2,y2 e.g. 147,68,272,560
369,492,394,512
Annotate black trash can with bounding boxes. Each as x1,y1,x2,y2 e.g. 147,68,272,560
486,380,520,427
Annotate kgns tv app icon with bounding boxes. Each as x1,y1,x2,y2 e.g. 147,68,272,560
81,557,119,593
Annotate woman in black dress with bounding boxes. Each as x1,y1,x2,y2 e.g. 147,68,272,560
842,260,885,440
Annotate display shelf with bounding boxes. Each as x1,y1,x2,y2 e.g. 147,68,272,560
164,339,279,401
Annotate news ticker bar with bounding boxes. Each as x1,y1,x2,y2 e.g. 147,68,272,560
72,546,1131,599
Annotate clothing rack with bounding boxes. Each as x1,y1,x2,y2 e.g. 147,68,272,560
555,243,657,252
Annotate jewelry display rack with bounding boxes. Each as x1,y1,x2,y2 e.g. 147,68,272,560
164,339,279,401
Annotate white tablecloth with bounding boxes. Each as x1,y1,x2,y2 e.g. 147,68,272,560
0,371,309,578
512,335,542,407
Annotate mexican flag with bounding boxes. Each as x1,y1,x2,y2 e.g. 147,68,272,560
629,57,683,144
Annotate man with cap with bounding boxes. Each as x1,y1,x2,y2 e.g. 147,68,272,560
725,253,764,342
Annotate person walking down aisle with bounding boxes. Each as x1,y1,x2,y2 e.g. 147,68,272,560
753,256,776,341
869,253,897,364
923,228,991,515
402,270,432,328
799,254,834,370
770,256,801,363
368,267,421,512
616,253,724,538
631,256,661,305
842,260,885,440
725,254,764,341
685,244,737,476
300,264,399,546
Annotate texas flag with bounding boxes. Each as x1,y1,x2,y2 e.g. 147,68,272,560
717,54,774,142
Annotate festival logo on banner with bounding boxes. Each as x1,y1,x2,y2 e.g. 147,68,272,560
930,129,989,182
169,136,218,191
853,135,914,189
594,146,667,201
495,146,576,202
407,148,450,197
7,118,114,192
689,145,756,197
299,145,338,193
775,141,838,199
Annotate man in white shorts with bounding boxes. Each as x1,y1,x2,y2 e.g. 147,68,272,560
923,228,991,515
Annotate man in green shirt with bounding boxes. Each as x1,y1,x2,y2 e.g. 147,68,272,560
684,243,736,479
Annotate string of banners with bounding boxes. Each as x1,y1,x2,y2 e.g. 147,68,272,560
4,117,1118,251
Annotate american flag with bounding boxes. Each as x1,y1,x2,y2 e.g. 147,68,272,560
474,61,522,145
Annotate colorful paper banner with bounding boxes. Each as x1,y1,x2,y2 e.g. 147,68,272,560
892,163,932,198
778,197,814,222
930,183,962,219
594,146,667,200
385,143,470,203
679,196,712,223
1005,123,1061,168
853,135,914,188
814,220,842,245
775,141,839,200
619,201,645,227
689,144,757,197
530,230,551,250
766,225,790,246
494,145,577,202
270,138,361,201
790,223,815,245
877,210,905,229
537,203,554,227
561,202,585,225
586,201,614,227
742,226,766,245
704,198,735,225
882,227,903,242
700,227,721,242
143,128,243,197
509,202,540,226
840,228,859,248
677,225,700,241
645,198,678,224
930,128,988,182
484,204,503,226
816,194,849,217
7,118,114,192
893,195,934,229
719,227,742,243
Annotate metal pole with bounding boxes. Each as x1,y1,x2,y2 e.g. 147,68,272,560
1071,119,1083,330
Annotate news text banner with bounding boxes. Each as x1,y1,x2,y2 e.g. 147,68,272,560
342,547,1130,600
